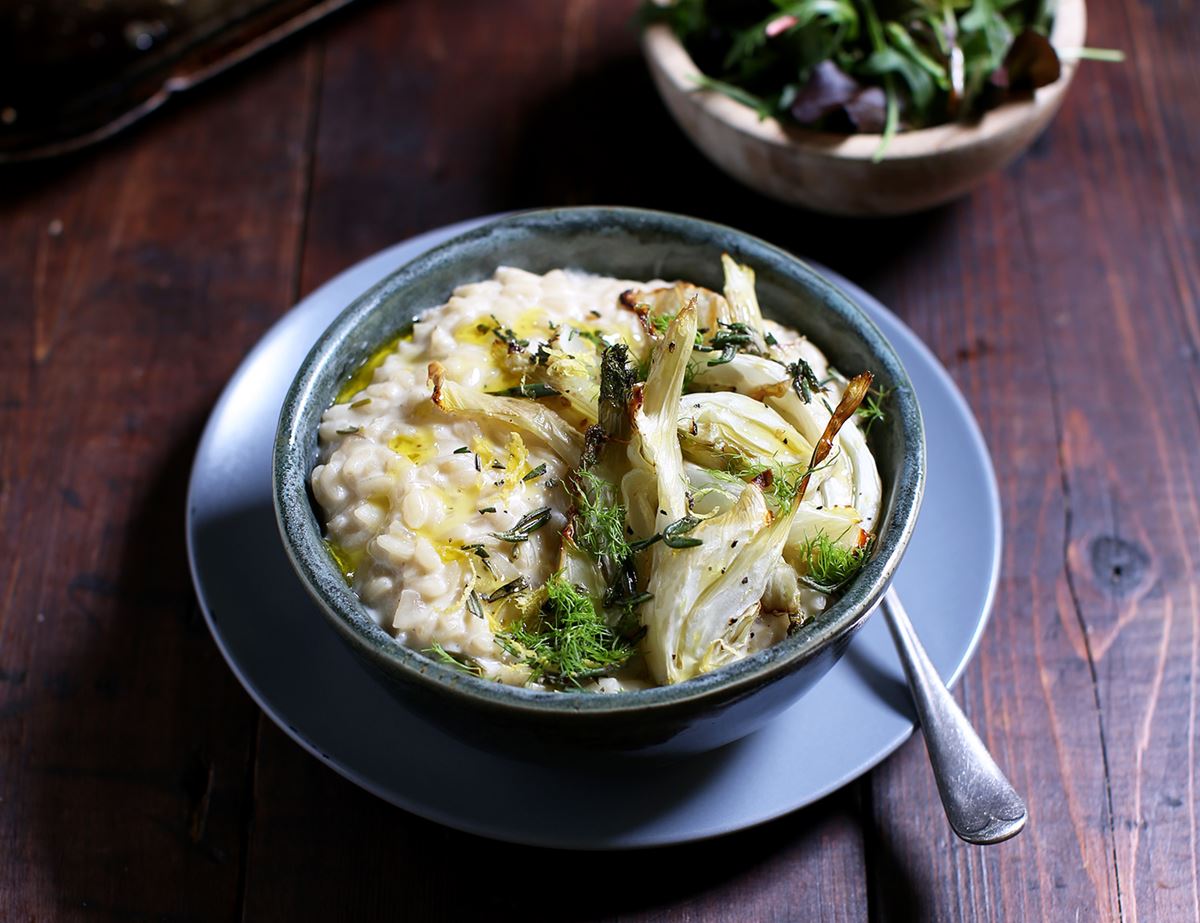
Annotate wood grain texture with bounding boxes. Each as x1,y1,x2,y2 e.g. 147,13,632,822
0,39,320,921
1,0,1197,919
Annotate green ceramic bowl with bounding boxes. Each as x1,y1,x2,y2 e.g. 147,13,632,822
274,207,925,757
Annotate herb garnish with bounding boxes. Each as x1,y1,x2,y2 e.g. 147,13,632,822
335,426,361,435
787,358,822,404
453,445,471,454
662,515,703,548
350,398,372,409
485,577,530,602
490,507,554,544
489,383,561,399
496,572,636,687
630,514,705,551
570,466,653,621
570,328,609,349
856,384,892,435
701,320,757,366
599,344,636,440
427,642,484,677
710,450,842,512
574,469,634,566
523,463,548,482
485,314,528,350
795,532,874,592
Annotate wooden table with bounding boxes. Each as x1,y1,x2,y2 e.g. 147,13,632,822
1,1,1194,919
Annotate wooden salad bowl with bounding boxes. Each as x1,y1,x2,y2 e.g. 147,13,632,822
642,0,1087,216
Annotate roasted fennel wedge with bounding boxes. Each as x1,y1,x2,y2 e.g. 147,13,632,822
408,257,882,690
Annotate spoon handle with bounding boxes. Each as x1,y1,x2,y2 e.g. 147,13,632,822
882,587,1027,845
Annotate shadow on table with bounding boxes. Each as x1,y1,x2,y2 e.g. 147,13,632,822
234,736,929,922
22,415,266,918
507,50,958,303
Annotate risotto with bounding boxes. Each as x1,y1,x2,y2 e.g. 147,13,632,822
311,257,882,691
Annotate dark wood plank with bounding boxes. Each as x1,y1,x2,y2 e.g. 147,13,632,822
0,41,319,920
242,720,869,923
1019,1,1200,919
856,0,1200,917
853,183,1124,921
3,0,1198,918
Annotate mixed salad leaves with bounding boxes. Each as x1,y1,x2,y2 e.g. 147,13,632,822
643,0,1119,157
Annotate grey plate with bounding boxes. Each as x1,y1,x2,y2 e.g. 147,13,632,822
185,215,1002,849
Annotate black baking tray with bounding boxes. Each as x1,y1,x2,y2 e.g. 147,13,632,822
0,0,360,162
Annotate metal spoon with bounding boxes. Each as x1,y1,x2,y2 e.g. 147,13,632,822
882,587,1027,844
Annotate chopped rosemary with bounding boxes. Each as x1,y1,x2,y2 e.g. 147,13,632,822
490,506,554,544
478,506,497,514
465,589,486,622
628,533,662,553
662,515,703,548
486,314,528,350
570,327,609,349
787,358,822,404
485,577,530,602
350,398,371,409
522,463,547,482
453,445,471,454
700,321,756,366
489,382,561,399
335,426,361,435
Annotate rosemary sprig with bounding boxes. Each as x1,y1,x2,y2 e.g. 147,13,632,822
522,463,548,482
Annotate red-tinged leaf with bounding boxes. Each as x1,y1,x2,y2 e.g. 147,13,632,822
1003,29,1061,92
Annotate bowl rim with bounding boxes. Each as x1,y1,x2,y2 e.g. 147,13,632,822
641,0,1087,162
273,206,926,718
